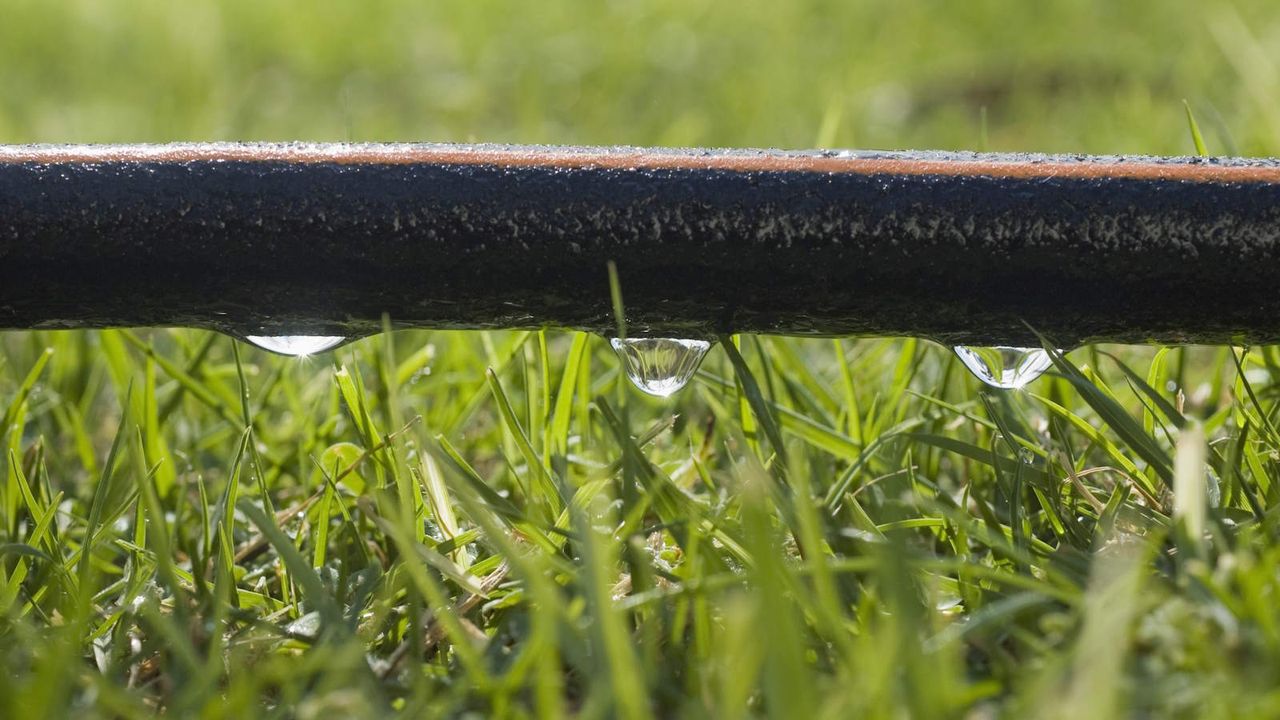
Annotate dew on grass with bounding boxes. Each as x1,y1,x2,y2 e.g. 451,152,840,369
953,346,1052,389
610,337,711,397
244,335,345,357
285,611,322,639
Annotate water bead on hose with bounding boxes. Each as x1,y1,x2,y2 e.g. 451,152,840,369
244,335,346,357
953,346,1053,390
610,338,711,397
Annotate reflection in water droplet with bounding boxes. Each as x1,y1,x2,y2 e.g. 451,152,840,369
953,346,1053,390
610,338,711,397
244,335,346,357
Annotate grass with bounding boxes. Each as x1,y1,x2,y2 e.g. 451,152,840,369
5,1,1280,717
3,333,1279,718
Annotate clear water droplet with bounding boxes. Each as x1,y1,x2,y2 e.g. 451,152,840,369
953,346,1053,390
610,337,711,397
244,335,345,357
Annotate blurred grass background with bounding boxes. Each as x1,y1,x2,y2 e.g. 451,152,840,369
3,0,1279,155
4,1,1280,717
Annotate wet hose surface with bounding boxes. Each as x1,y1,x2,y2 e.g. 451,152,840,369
1,143,1279,346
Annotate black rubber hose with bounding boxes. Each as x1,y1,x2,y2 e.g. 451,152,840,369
2,143,1279,346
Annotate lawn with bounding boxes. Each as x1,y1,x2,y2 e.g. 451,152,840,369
3,1,1280,717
